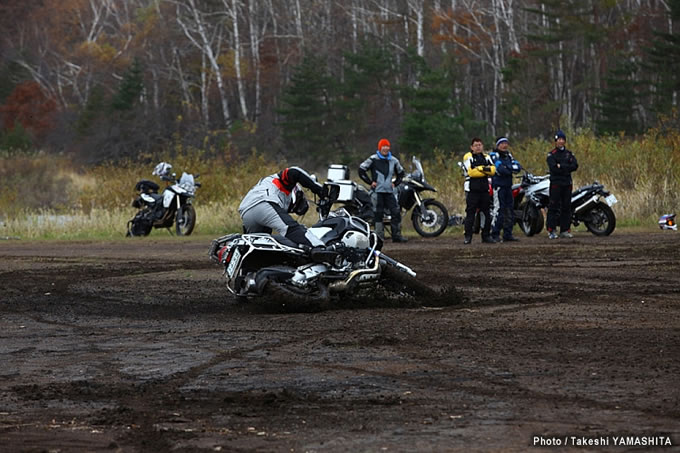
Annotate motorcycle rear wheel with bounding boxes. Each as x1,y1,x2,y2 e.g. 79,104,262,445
520,203,544,236
583,202,616,236
412,200,449,237
176,205,196,236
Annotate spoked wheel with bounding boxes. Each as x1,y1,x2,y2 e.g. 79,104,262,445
583,202,616,236
175,205,196,236
412,200,449,237
519,203,544,236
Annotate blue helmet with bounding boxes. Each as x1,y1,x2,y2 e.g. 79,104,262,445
554,130,566,141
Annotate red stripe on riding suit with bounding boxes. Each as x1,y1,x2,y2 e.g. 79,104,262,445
272,177,291,195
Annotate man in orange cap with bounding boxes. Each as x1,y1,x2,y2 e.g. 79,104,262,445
358,138,408,242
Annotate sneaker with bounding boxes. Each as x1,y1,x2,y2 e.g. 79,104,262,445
481,236,497,243
464,236,472,244
559,231,573,239
503,236,519,242
548,231,558,240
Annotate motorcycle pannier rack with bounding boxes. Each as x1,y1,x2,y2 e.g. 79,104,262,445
327,164,349,181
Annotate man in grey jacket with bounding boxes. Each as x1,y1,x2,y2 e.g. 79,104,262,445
358,138,408,243
238,167,324,247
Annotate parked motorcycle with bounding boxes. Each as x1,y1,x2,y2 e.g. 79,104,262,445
328,157,449,238
127,162,201,237
512,171,618,236
209,183,435,304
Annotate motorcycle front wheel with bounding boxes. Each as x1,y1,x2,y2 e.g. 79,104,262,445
412,200,449,237
380,265,438,299
582,202,616,236
176,204,196,236
520,203,544,236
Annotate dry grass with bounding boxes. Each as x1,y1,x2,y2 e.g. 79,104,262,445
2,121,680,238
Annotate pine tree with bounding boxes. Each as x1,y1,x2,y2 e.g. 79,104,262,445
335,41,398,157
400,55,483,157
277,55,335,163
595,57,643,135
111,58,144,112
644,0,680,115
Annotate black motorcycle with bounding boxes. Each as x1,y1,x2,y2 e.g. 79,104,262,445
127,162,201,237
209,183,434,304
330,157,449,238
512,172,617,236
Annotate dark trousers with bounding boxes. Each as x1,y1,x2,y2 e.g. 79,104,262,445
547,184,573,232
492,186,514,239
375,191,401,229
464,191,491,237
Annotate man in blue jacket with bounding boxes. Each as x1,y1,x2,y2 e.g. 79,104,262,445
490,137,521,242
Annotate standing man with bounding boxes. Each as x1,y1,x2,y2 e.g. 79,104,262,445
358,138,408,243
490,137,522,242
462,137,496,244
546,130,579,239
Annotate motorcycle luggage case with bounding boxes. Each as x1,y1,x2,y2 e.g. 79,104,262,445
335,181,355,202
135,179,160,193
327,164,349,181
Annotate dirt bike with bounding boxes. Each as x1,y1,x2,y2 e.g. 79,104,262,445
209,183,435,305
328,157,449,238
127,162,201,237
512,171,618,236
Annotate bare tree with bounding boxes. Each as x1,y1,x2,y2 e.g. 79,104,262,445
175,0,232,129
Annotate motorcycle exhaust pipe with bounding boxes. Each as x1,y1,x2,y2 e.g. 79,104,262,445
329,256,381,293
574,195,599,214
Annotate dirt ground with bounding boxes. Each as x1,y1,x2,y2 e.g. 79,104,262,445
1,230,679,452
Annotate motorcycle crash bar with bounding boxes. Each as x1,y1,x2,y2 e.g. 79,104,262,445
329,254,380,292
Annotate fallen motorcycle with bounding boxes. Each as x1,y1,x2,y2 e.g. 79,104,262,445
512,171,617,236
328,157,449,238
209,183,435,304
127,162,201,237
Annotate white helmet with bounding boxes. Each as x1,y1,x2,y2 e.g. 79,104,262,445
658,214,677,230
152,162,172,177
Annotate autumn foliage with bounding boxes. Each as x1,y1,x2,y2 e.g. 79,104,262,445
1,81,56,139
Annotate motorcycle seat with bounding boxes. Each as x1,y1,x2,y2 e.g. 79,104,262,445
572,184,596,195
271,234,304,249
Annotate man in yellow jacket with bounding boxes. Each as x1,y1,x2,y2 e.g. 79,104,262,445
462,137,496,244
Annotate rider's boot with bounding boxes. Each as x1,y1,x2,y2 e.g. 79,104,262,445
391,221,409,243
375,222,385,241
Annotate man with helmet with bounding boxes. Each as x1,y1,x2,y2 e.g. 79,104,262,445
358,138,408,243
238,167,325,246
546,130,579,239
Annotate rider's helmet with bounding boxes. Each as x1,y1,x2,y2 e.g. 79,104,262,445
658,214,677,230
289,184,309,216
152,162,172,178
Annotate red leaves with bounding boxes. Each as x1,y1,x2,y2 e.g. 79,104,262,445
1,81,57,138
